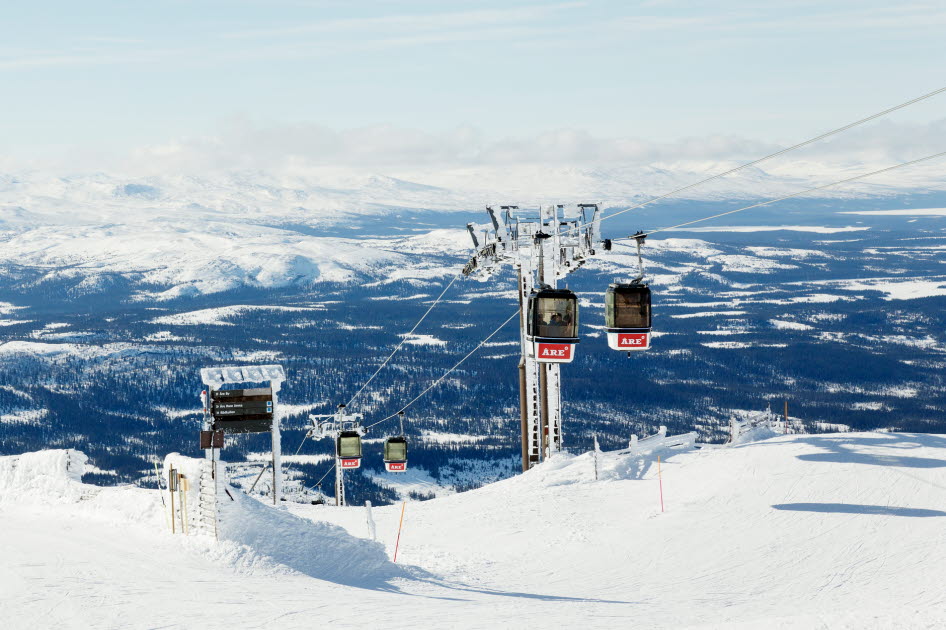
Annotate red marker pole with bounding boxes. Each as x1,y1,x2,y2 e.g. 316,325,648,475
657,455,665,513
393,502,407,563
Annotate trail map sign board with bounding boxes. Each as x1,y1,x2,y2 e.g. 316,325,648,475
210,387,274,433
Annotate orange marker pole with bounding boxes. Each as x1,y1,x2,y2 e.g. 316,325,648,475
393,502,407,563
658,455,665,513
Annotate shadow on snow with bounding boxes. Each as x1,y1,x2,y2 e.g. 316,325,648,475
772,503,946,517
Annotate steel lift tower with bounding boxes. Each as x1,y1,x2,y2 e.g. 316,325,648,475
309,406,365,506
463,204,601,471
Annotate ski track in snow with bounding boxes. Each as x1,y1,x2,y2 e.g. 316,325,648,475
3,433,946,628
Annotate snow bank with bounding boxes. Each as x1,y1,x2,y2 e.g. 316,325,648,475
216,487,404,585
484,428,699,490
0,449,162,525
0,449,88,503
162,453,403,585
163,452,216,536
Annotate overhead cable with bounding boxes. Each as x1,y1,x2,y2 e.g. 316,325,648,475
305,461,338,496
365,308,520,429
478,86,946,251
608,150,946,241
583,85,946,230
345,271,463,408
286,271,463,470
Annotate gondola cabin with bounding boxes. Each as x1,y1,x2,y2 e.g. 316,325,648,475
605,283,652,352
337,431,363,469
383,437,408,472
527,288,579,364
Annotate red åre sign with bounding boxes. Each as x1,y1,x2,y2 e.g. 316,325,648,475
618,333,648,348
537,343,573,360
340,458,361,469
386,462,406,472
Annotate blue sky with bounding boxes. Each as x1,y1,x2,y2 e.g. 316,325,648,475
2,1,944,169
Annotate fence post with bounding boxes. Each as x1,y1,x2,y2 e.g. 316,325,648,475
593,435,601,481
657,455,665,513
393,502,407,563
365,500,377,541
168,467,177,534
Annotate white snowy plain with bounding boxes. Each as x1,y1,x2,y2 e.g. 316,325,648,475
3,432,946,629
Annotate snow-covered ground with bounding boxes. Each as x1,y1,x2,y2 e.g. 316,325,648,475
3,432,946,628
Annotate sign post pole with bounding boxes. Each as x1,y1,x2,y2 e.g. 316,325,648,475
271,380,282,505
199,365,286,502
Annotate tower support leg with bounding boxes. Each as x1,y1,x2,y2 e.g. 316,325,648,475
335,457,346,507
545,363,563,454
519,361,529,472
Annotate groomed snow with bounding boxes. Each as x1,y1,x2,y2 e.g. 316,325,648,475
4,433,946,628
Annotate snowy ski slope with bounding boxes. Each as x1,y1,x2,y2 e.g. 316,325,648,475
2,432,945,629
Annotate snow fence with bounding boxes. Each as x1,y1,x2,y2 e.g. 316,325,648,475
729,410,784,444
625,425,697,455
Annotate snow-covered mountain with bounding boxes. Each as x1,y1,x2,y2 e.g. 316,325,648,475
1,159,943,300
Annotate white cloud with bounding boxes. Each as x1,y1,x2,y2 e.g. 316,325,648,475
107,115,946,175
117,117,776,173
221,3,587,40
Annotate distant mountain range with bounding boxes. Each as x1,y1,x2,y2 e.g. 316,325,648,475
1,159,944,300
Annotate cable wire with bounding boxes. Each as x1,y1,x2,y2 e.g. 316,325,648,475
313,462,336,489
345,272,463,408
282,272,463,476
366,308,521,429
302,461,338,498
609,149,946,241
302,307,519,496
477,88,946,268
281,431,311,477
575,85,946,232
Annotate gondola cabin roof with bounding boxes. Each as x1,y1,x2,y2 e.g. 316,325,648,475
533,287,578,299
606,281,651,295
